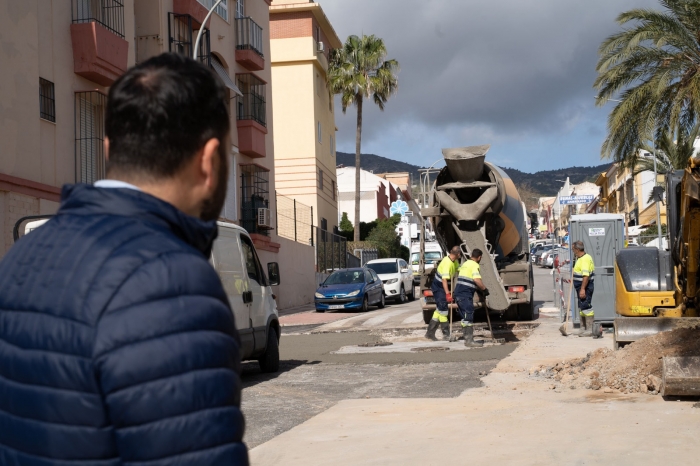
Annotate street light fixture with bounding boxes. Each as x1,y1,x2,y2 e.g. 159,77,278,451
194,0,224,61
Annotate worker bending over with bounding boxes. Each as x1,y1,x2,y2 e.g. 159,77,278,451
454,249,489,347
572,241,599,338
425,246,461,340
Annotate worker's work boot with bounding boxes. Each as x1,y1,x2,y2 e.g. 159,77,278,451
575,313,587,336
578,312,593,337
440,322,450,339
425,320,439,341
463,325,484,348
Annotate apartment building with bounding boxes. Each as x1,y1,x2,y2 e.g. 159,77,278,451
0,0,282,261
269,0,341,233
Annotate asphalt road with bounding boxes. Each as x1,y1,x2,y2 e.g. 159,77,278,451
241,264,554,449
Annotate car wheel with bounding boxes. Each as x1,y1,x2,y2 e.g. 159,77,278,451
397,286,406,303
408,284,415,301
361,295,369,312
378,293,385,309
258,327,280,373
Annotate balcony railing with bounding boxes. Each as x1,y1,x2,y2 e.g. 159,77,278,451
168,13,211,67
236,17,264,58
72,0,125,38
241,164,270,236
236,74,266,127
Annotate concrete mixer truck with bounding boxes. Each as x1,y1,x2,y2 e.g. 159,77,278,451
420,145,534,323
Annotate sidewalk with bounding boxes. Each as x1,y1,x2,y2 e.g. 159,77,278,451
251,315,700,465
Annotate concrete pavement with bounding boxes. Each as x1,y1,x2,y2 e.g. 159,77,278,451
251,314,700,465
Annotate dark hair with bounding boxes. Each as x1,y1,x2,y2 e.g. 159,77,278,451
105,53,229,178
471,248,483,258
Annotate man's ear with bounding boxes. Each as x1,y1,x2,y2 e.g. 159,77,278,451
104,137,110,162
199,138,221,190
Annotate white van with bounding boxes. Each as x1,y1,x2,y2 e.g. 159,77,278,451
410,242,443,285
14,216,282,373
211,222,281,373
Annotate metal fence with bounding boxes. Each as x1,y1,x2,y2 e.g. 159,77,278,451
72,0,125,38
313,227,352,273
276,192,313,244
635,234,670,248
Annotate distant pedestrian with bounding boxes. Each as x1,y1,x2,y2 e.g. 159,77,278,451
572,240,599,338
425,245,461,340
0,53,248,464
454,249,489,347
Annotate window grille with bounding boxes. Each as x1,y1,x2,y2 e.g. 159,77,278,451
75,91,107,184
197,0,228,22
72,0,125,38
236,17,264,58
236,74,266,126
168,13,211,67
240,164,270,235
39,78,56,122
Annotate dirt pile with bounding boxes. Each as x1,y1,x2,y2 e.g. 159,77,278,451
530,327,700,395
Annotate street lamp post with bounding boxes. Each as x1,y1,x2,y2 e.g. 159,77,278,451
193,0,224,61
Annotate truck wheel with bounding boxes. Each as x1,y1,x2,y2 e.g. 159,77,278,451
517,300,535,321
423,309,433,324
258,327,280,373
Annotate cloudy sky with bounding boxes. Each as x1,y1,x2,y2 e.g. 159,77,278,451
321,0,660,173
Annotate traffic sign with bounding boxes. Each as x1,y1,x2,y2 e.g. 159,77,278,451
559,195,595,205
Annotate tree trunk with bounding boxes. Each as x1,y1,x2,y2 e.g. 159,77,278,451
354,94,363,242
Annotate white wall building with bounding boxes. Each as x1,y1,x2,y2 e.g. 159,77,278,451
336,167,395,224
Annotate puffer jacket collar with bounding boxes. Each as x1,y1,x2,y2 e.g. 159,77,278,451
58,184,218,257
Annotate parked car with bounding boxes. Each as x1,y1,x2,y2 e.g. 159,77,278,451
533,245,553,264
539,250,553,267
315,268,385,312
545,252,556,268
211,222,282,373
366,258,415,303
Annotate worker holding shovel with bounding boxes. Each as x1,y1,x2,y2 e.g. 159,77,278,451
572,241,600,338
454,248,489,347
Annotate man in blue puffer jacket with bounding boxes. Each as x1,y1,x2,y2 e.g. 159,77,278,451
0,53,248,464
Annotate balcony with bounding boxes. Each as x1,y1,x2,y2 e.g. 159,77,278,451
236,73,267,158
173,0,208,28
168,13,211,67
70,0,128,86
236,17,265,71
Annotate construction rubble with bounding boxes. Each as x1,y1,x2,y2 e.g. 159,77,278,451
530,326,700,395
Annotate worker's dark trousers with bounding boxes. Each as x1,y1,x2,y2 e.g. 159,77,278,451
454,287,475,323
430,282,447,312
574,280,594,312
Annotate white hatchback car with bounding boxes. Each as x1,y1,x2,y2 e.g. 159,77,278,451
366,258,415,303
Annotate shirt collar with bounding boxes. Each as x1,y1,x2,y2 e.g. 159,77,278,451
94,179,142,191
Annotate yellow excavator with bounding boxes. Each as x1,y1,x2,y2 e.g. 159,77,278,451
613,158,700,396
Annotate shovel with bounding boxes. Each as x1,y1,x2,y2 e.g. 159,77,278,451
559,266,575,336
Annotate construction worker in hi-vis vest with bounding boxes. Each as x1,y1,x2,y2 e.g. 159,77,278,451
572,240,600,338
454,248,489,347
425,246,461,341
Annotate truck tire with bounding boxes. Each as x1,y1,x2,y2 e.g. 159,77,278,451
423,309,433,324
517,300,535,321
258,327,280,373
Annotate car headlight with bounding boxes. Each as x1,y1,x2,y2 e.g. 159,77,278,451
314,292,324,299
386,278,398,284
346,290,360,297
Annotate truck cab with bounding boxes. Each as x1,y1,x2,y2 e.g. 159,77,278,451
410,241,443,285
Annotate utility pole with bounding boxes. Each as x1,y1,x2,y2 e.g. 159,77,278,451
193,0,223,61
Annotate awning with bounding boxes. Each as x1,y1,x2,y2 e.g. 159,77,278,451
211,59,243,96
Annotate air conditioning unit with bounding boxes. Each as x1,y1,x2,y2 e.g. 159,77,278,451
257,208,271,229
317,41,325,53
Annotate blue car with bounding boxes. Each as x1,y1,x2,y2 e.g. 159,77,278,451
315,267,385,312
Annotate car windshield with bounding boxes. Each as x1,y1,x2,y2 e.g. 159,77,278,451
367,262,398,274
410,252,442,265
324,270,365,285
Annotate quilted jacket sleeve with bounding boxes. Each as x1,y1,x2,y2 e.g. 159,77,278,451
93,251,248,465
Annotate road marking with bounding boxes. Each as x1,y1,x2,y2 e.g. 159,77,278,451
362,308,414,327
401,313,426,324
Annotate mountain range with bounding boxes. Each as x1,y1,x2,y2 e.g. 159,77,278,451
336,151,610,208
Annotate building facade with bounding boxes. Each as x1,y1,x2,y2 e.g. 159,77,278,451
269,0,341,234
337,167,399,225
0,0,284,261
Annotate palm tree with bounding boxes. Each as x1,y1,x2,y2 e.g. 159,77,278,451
633,121,700,176
594,0,700,168
329,35,399,242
